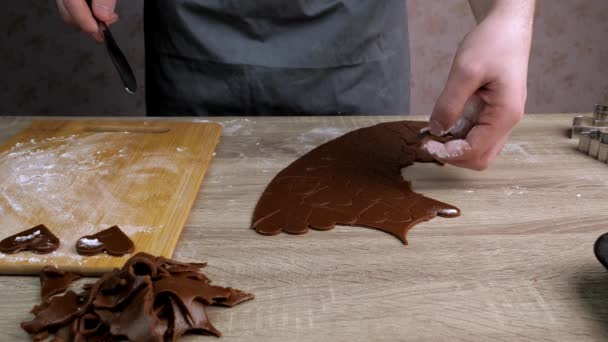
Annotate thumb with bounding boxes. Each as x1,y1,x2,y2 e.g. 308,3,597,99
429,61,483,136
92,0,118,22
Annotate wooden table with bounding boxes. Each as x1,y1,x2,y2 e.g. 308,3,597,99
0,114,607,341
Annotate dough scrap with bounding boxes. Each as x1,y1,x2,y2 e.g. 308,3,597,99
40,266,81,303
21,252,254,341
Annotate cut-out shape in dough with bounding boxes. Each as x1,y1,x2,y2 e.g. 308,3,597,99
252,121,460,244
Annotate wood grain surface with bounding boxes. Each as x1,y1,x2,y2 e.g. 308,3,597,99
0,119,221,274
0,114,607,341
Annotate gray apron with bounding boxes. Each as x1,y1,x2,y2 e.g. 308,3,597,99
144,0,410,116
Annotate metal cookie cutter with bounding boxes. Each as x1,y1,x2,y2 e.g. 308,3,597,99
594,104,608,127
572,104,608,138
598,131,608,163
579,127,608,154
575,104,608,165
578,130,593,153
588,129,605,158
595,104,608,119
572,115,595,138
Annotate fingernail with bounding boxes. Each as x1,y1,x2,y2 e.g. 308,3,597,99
429,120,446,136
93,4,115,20
448,117,467,137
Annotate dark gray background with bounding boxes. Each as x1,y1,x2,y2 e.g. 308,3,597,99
2,1,607,116
0,1,145,116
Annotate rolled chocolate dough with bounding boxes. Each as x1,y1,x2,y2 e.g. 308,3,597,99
252,120,460,244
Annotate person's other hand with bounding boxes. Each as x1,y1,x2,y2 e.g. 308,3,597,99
55,0,119,43
425,5,534,171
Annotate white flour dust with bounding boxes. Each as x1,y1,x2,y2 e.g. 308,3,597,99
0,132,182,265
285,127,346,154
306,127,345,138
424,139,470,159
440,208,459,216
14,229,40,242
503,185,528,196
78,237,102,247
221,119,255,136
501,143,539,163
575,174,608,186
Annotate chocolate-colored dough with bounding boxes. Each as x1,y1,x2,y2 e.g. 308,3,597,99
75,225,134,256
40,266,81,303
0,224,60,254
252,121,460,244
21,290,87,335
21,252,254,341
154,276,255,308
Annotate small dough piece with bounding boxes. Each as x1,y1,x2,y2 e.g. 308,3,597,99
0,224,60,254
75,225,134,256
252,121,460,244
40,266,81,302
21,290,87,335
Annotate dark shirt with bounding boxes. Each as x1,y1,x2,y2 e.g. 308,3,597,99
144,0,410,116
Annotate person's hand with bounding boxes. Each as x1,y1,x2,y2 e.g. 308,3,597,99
424,4,534,170
55,0,119,43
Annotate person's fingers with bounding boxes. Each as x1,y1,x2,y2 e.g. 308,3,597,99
105,15,119,26
429,57,485,136
92,0,119,23
458,110,520,170
56,0,74,25
447,95,483,139
423,139,472,161
90,31,104,43
425,100,523,170
62,0,98,34
445,133,510,170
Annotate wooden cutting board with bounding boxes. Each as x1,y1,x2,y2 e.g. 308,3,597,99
0,119,221,275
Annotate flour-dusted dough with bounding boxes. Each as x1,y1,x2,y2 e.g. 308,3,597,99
75,226,134,256
0,224,60,254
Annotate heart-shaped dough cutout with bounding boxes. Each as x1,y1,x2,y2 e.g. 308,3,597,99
0,224,60,254
76,226,134,257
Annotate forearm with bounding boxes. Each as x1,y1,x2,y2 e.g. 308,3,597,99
468,0,535,26
467,0,535,63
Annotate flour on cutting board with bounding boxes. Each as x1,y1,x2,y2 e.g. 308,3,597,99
503,185,528,196
0,132,182,264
